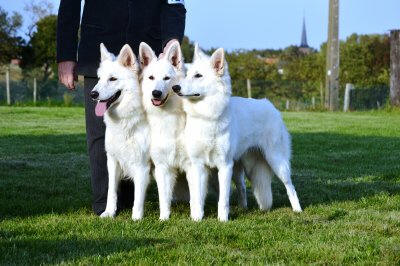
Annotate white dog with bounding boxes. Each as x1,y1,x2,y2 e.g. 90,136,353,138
176,44,302,221
90,43,150,220
139,41,247,220
138,41,189,220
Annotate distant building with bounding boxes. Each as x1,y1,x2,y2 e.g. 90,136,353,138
299,16,312,54
263,57,279,65
10,59,21,66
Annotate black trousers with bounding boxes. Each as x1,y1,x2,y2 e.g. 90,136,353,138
84,77,134,215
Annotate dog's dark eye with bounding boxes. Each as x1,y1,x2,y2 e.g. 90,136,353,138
149,75,155,80
163,76,170,81
194,73,203,78
109,77,117,81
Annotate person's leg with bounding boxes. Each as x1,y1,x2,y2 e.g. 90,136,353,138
84,77,108,215
83,77,134,215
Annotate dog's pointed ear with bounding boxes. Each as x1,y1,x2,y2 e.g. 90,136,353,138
117,44,138,72
210,48,225,76
100,43,113,62
139,42,156,68
165,40,183,70
193,43,205,62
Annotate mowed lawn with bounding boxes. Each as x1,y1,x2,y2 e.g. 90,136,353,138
1,106,399,264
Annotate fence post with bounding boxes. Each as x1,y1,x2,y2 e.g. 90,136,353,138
6,68,10,105
285,99,290,110
33,77,37,104
343,83,354,112
390,29,400,106
320,82,324,107
246,79,252,98
312,97,315,109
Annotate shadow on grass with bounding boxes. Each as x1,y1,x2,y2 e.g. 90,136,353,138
0,132,399,219
268,132,400,210
0,232,166,264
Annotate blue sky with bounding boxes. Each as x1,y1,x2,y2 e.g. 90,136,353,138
1,0,399,51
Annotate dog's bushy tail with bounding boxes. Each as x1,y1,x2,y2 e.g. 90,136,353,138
251,161,273,210
242,152,273,210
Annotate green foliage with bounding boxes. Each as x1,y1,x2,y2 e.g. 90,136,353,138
350,86,389,110
63,92,74,107
0,7,24,64
22,15,57,81
221,33,390,103
181,36,194,63
339,34,390,88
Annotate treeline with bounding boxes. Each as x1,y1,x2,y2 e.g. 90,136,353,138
1,5,57,75
182,34,390,101
0,5,390,102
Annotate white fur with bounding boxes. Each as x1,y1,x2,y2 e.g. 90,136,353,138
139,41,247,220
93,44,151,220
179,44,302,221
139,41,189,220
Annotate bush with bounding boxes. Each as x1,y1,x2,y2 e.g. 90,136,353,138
63,92,74,107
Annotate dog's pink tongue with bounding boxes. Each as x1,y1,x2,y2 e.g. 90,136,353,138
95,102,107,117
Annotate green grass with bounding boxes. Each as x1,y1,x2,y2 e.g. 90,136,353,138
1,107,400,264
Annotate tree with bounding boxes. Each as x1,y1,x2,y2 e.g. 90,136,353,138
22,15,57,82
181,36,195,63
340,34,390,89
24,0,54,38
0,7,24,64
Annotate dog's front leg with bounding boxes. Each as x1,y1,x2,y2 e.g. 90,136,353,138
154,164,175,220
187,162,208,221
100,155,121,218
217,162,233,222
131,164,150,220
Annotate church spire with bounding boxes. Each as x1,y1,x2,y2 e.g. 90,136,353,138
300,16,309,48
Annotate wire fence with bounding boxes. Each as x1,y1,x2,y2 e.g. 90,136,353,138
0,77,85,106
0,72,391,111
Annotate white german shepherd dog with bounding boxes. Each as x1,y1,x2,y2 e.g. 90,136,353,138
176,44,302,221
139,41,247,220
138,41,189,220
90,44,151,220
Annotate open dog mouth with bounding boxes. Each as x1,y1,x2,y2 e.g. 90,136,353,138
95,90,121,116
151,93,169,107
176,93,200,97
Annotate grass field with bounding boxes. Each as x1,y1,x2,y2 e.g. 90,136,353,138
1,107,400,264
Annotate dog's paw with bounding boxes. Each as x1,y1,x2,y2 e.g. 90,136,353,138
218,211,229,222
100,211,116,219
159,215,170,221
293,206,303,213
159,211,170,221
131,210,143,221
190,210,204,222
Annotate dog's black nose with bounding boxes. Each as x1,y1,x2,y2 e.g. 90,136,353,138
172,85,181,93
152,90,162,98
90,90,99,100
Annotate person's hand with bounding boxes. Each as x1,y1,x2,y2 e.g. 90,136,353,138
58,61,78,90
159,39,179,59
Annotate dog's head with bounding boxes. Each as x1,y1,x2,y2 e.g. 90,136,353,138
139,40,184,108
176,44,231,102
91,43,139,116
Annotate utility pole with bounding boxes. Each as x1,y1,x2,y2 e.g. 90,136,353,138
390,30,400,107
325,0,340,110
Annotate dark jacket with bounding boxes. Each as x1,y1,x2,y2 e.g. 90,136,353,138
57,0,186,77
